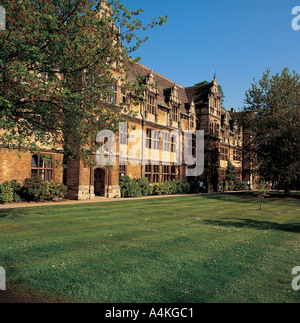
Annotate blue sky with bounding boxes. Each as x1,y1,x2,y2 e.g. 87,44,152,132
122,0,300,110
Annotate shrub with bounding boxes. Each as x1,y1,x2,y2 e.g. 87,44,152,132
223,181,229,192
235,181,247,191
161,181,175,195
0,180,25,203
22,177,67,202
22,177,49,201
119,176,142,198
256,181,270,210
119,176,132,190
171,179,187,194
48,181,68,200
228,180,236,191
225,161,237,183
0,181,14,204
169,180,179,194
120,177,194,198
119,176,131,197
181,181,191,194
152,183,164,196
172,179,183,194
220,182,224,191
189,181,201,194
137,178,154,196
221,180,247,192
9,180,24,202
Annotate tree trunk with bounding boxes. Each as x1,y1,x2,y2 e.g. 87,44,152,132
285,187,291,196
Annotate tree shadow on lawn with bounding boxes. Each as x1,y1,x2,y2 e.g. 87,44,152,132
203,218,300,233
201,191,300,204
199,192,257,204
0,208,28,219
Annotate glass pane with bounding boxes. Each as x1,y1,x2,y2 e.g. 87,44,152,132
46,170,53,181
46,161,53,169
39,158,45,169
39,170,45,180
31,155,38,168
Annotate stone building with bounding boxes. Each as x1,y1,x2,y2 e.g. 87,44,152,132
0,60,247,199
185,78,243,192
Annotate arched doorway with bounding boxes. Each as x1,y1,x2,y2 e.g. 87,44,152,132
94,168,106,197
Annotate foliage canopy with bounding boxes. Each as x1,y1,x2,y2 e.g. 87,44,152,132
0,0,167,164
241,68,300,193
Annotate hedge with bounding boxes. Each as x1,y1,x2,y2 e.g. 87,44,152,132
0,178,67,204
0,181,14,204
220,180,247,192
119,176,195,198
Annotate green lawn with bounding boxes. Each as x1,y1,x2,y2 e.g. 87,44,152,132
0,193,299,303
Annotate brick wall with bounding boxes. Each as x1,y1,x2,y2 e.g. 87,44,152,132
0,148,63,184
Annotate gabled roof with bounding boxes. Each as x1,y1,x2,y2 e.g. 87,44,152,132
126,62,190,115
185,82,214,106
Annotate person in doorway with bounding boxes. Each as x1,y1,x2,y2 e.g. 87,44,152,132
199,181,203,194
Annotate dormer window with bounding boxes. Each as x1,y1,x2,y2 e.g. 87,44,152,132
147,94,156,115
190,116,195,130
172,106,179,123
145,72,158,114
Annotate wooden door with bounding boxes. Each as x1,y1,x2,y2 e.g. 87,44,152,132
94,168,106,197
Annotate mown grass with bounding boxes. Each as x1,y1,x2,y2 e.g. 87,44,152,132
0,193,299,303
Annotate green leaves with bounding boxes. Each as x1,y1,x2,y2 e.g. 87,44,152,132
242,68,300,192
0,0,167,164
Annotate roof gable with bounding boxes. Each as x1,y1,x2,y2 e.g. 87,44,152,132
126,62,189,115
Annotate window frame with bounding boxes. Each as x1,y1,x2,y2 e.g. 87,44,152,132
119,164,127,180
163,165,170,182
170,166,176,181
172,106,179,123
107,83,117,103
153,165,160,183
220,148,229,161
145,164,152,183
171,136,175,153
190,116,194,130
152,130,160,151
147,94,156,115
31,154,54,181
146,128,152,149
162,131,170,152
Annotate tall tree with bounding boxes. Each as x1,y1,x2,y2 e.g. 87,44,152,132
225,160,236,183
0,0,167,164
241,68,300,194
